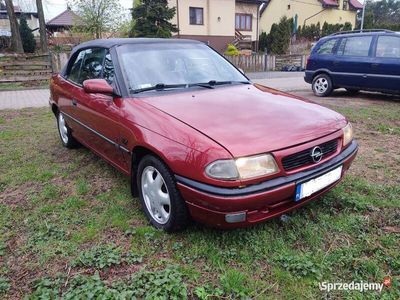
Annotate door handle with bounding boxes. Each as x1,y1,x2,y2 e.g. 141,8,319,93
371,63,379,68
72,99,77,106
333,61,339,65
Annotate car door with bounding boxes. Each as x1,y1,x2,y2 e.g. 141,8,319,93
72,48,128,172
55,50,86,140
312,37,339,71
368,34,400,92
331,35,374,89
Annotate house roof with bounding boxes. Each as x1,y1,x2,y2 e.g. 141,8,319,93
46,9,81,27
320,0,362,9
349,0,363,9
259,0,271,16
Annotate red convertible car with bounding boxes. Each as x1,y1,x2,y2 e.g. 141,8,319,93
49,38,358,231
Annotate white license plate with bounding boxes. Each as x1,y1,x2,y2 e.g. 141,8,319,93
295,166,343,201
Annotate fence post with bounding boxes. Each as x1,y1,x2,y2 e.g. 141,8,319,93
272,55,276,71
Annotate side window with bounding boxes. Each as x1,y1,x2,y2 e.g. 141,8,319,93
376,36,400,58
337,36,372,57
103,52,115,85
317,39,337,55
67,50,85,83
78,48,106,84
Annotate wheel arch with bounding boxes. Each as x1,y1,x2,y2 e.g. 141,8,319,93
130,145,171,197
312,69,332,81
51,103,59,116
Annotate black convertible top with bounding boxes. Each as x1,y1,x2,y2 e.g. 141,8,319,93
72,38,202,54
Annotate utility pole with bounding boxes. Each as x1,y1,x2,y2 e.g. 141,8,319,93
360,0,366,31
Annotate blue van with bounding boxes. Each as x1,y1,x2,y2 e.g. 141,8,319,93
305,30,400,96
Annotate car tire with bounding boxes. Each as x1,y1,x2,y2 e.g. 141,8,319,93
345,88,360,95
137,155,190,232
57,112,80,148
312,74,333,97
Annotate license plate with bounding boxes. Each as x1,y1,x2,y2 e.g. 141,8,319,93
295,166,343,201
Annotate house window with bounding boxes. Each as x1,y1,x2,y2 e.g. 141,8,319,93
189,7,203,25
235,14,252,31
343,0,348,10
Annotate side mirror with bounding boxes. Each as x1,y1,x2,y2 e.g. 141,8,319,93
83,79,114,95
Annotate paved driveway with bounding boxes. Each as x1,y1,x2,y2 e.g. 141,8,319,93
0,72,308,110
249,71,308,92
0,89,49,110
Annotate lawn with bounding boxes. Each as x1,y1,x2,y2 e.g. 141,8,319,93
0,96,399,299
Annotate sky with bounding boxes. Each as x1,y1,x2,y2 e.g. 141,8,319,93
14,0,133,21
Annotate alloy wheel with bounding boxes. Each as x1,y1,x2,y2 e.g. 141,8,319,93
141,166,171,224
58,113,69,144
314,77,329,94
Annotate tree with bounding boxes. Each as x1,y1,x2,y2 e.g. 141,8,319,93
69,0,124,38
357,0,400,30
267,17,293,54
258,31,268,52
130,0,178,38
36,0,48,52
4,0,23,52
19,14,35,53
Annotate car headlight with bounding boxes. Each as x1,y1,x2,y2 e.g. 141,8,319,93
205,154,279,180
342,122,353,147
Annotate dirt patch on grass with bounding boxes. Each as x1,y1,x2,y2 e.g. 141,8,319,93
0,181,39,208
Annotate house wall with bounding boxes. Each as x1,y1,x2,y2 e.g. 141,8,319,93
235,2,259,41
169,0,236,37
259,0,358,34
0,14,39,36
168,0,260,52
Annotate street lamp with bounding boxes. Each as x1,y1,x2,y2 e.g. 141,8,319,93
360,0,366,31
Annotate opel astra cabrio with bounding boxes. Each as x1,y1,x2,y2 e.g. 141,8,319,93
49,38,358,231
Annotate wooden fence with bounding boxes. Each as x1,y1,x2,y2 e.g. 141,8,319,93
0,53,53,87
224,54,308,72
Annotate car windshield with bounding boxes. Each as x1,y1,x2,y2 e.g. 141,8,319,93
118,42,249,94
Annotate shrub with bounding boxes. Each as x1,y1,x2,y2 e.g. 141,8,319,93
224,44,240,56
266,17,293,54
259,31,268,52
19,14,36,53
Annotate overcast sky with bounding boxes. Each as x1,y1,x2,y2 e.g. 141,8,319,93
14,0,133,20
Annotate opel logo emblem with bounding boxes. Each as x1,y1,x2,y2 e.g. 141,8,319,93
311,146,323,163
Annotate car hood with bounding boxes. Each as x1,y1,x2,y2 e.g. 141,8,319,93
140,84,347,157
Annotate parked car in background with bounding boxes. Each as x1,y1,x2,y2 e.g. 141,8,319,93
50,38,358,231
305,30,400,96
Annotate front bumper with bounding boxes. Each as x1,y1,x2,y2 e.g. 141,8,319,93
176,140,358,228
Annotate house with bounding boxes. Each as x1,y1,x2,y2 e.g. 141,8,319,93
0,4,39,36
259,0,363,34
168,0,266,52
46,8,81,37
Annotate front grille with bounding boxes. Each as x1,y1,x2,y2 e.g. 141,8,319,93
282,139,338,171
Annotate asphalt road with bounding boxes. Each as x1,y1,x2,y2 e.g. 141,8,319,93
248,71,309,92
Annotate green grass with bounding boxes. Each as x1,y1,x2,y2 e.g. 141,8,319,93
0,106,399,299
0,82,48,91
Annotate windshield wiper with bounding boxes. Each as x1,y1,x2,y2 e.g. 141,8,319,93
190,80,250,88
131,80,251,94
131,83,187,94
